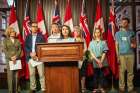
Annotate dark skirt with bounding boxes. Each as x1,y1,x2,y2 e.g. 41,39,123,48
80,59,94,77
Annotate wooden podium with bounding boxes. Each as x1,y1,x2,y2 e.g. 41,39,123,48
37,42,84,93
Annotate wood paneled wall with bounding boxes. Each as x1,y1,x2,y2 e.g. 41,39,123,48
16,0,109,35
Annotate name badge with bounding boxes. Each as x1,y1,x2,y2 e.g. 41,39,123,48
122,37,127,41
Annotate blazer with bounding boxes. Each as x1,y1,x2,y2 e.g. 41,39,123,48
25,33,46,62
3,38,21,61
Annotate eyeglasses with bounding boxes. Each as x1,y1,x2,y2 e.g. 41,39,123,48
32,26,38,27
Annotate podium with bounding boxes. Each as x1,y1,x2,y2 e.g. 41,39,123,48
37,42,84,93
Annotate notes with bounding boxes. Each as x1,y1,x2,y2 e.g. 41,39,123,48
29,59,42,67
9,60,22,70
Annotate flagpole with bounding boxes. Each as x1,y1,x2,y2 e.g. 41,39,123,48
108,75,118,93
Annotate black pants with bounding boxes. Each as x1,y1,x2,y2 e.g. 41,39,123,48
93,68,106,89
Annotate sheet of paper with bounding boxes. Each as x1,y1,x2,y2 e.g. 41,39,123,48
29,59,42,67
9,60,22,70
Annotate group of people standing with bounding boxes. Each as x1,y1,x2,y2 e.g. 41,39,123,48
2,17,136,93
81,17,136,93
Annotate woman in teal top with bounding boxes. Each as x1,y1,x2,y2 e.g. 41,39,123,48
89,28,108,92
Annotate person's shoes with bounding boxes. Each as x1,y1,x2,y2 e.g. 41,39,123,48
100,88,106,93
128,88,137,93
29,90,36,93
42,90,46,93
119,88,125,93
93,89,98,93
16,91,20,93
81,88,86,93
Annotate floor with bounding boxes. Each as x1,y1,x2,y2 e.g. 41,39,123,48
0,88,140,93
0,90,43,93
0,70,140,93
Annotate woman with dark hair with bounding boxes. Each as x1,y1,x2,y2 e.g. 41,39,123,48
59,25,75,42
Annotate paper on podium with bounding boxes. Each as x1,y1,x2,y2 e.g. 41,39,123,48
29,59,42,67
9,60,22,70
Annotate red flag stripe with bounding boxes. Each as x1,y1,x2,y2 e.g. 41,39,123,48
80,0,90,48
106,0,119,79
94,0,105,33
9,6,16,25
36,2,48,41
52,0,61,24
64,0,73,31
9,4,29,79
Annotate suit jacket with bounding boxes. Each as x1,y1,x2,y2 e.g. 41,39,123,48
25,33,46,62
3,38,21,61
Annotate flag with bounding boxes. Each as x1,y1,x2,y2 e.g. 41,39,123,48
22,0,31,79
9,5,22,42
52,0,61,24
36,1,48,41
79,0,90,48
93,0,109,76
64,0,73,31
106,0,119,79
23,0,30,40
9,4,29,79
94,0,105,34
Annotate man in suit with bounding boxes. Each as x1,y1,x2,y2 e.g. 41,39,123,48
25,21,46,93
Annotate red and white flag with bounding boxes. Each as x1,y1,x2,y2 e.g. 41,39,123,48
36,2,48,41
106,0,119,79
80,0,90,48
64,0,73,31
52,0,61,24
22,0,31,79
94,0,105,34
9,5,23,42
23,0,30,40
9,4,29,79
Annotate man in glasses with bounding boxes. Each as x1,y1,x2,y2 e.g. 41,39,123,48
25,21,46,93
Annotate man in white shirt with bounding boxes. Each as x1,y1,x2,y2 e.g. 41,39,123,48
25,21,46,93
48,23,61,43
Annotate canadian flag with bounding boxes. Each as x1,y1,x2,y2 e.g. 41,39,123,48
36,2,48,41
64,0,73,31
9,5,23,42
94,0,105,34
9,4,29,79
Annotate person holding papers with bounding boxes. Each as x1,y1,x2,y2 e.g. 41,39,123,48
3,27,21,93
25,21,46,93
